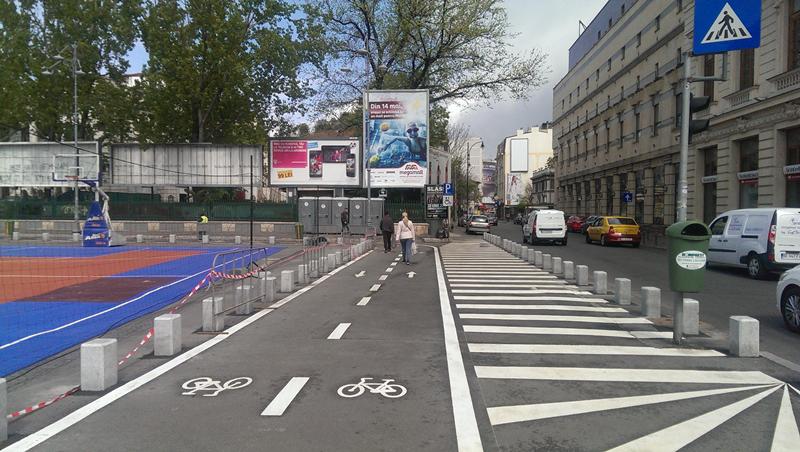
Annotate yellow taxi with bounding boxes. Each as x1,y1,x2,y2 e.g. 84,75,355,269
585,216,641,247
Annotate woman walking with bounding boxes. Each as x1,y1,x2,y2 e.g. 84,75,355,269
395,212,416,265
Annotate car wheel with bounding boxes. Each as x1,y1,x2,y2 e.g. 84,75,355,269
600,235,608,247
585,234,591,244
747,253,767,279
522,234,528,244
632,243,640,248
781,287,800,333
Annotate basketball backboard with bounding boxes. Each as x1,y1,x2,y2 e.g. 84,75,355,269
52,153,100,182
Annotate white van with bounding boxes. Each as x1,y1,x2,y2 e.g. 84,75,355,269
523,209,567,246
707,208,800,279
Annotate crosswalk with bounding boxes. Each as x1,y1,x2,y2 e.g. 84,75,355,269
440,242,800,451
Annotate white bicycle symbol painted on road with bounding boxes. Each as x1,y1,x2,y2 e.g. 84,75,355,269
181,377,253,397
337,377,407,398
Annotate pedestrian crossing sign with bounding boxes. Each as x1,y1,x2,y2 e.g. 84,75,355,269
693,0,761,55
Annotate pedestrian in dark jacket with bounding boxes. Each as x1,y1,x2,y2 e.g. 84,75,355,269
341,208,350,234
380,211,394,252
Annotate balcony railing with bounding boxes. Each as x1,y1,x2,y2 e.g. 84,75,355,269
769,67,800,92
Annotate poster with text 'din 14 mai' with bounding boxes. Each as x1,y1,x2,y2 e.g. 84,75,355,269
364,90,429,188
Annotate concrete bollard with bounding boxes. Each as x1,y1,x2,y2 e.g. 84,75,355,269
327,253,337,271
592,271,607,295
202,297,225,332
263,276,277,303
552,257,563,275
136,234,144,243
298,264,308,284
80,338,118,391
235,283,254,315
614,278,631,305
235,235,242,245
534,251,543,267
202,234,209,244
576,265,589,286
543,254,553,272
42,232,49,242
641,287,661,318
73,232,81,242
169,234,176,243
521,247,529,261
337,237,343,245
343,249,350,262
154,314,181,356
335,251,343,266
729,316,759,357
1,377,6,442
280,270,294,293
528,251,536,265
12,231,19,241
321,256,329,273
310,260,319,278
268,236,276,245
683,298,700,335
563,261,575,280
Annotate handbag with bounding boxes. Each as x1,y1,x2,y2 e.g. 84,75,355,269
411,241,418,255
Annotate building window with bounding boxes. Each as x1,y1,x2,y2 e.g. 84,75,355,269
596,69,600,81
704,54,715,100
621,4,625,15
653,165,665,225
655,62,660,78
738,136,759,208
618,113,624,147
636,75,640,91
609,18,613,29
583,133,588,160
677,0,683,12
702,146,718,224
606,175,614,214
562,99,565,110
636,32,642,47
634,107,641,142
655,14,660,31
790,1,800,69
605,120,611,152
739,48,755,89
621,45,626,61
577,86,581,98
652,99,660,136
677,48,683,66
569,93,573,105
635,169,644,223
608,58,612,71
620,85,624,102
786,127,800,207
598,30,602,40
595,178,602,213
593,126,599,155
675,93,682,128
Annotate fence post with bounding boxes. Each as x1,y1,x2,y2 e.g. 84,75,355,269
1,377,6,442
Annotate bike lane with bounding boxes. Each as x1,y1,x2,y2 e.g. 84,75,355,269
7,246,459,451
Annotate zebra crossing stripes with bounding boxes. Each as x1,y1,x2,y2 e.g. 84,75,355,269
459,313,652,324
463,325,673,339
456,304,625,313
467,343,724,357
453,296,609,303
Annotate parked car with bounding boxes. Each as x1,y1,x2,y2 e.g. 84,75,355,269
777,265,800,333
586,216,641,247
566,216,585,233
523,209,568,245
486,214,498,226
581,215,600,234
465,215,491,234
708,208,800,279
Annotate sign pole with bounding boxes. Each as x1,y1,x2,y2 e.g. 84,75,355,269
250,154,254,250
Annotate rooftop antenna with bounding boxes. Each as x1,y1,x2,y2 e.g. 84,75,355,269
578,20,587,37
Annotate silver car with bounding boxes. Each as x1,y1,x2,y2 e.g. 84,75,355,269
465,215,491,234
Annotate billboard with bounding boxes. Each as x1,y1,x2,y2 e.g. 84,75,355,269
482,161,496,197
0,142,99,187
506,173,524,205
365,90,429,187
269,138,360,187
509,138,529,173
425,185,447,219
110,144,262,187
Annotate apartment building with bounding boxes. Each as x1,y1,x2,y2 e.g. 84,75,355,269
553,0,800,246
495,125,554,206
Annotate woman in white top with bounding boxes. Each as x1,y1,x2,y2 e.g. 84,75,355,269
395,212,415,264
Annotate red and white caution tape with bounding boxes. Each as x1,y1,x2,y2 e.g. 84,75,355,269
7,386,79,420
117,328,154,366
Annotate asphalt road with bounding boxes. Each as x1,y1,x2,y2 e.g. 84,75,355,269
489,220,800,367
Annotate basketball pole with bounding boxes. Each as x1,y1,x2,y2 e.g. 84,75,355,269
250,154,254,250
72,44,80,237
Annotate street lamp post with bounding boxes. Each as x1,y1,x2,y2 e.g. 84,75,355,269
464,139,484,213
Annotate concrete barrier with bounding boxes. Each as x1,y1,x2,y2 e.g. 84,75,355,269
73,232,81,242
202,234,209,244
614,278,631,305
729,316,759,357
154,314,181,356
80,338,118,391
1,377,6,441
202,297,224,332
552,257,563,275
12,231,19,241
592,271,607,294
42,232,49,242
298,264,308,284
262,275,277,303
683,298,700,335
235,235,242,244
327,253,337,271
169,234,176,243
235,283,254,315
641,287,661,318
280,270,294,293
576,265,589,286
335,251,343,266
563,261,575,280
269,236,276,245
321,256,329,273
310,260,319,278
534,251,543,267
136,234,144,243
543,254,553,272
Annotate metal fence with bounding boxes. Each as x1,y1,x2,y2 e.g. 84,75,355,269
383,201,425,223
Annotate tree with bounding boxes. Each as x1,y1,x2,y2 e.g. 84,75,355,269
316,0,548,109
134,0,326,143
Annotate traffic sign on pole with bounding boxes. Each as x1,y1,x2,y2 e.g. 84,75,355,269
443,183,454,196
693,0,761,55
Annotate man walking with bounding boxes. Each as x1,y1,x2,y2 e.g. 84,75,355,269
380,210,394,252
340,208,350,234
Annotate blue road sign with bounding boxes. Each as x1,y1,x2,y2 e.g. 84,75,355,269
443,183,454,196
694,0,761,55
622,191,633,203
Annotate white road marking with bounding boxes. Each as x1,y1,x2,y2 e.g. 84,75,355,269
394,258,401,262
630,331,676,339
446,270,545,274
452,289,592,295
446,274,553,279
260,377,311,416
456,304,625,313
449,277,560,282
355,270,366,278
0,249,375,452
771,385,800,451
370,284,381,292
357,297,371,306
459,314,649,324
433,246,484,451
463,325,671,339
467,343,724,357
379,275,388,281
386,267,394,273
327,323,351,340
450,283,569,288
608,385,782,452
488,384,775,426
455,296,608,303
473,366,782,384
390,262,398,267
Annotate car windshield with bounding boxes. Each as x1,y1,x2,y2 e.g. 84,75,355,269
607,217,637,225
471,216,488,222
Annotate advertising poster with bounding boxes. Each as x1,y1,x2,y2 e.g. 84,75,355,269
426,185,447,219
506,173,524,205
482,162,497,197
269,139,360,187
365,90,429,187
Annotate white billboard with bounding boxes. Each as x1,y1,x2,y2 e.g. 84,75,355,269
269,138,360,187
510,138,529,173
110,144,262,187
365,90,429,187
0,142,99,187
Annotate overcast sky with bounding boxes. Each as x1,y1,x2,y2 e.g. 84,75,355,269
452,0,607,160
126,0,608,158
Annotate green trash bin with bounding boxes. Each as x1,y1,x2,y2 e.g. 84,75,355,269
666,221,712,293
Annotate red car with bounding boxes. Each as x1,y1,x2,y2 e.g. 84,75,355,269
566,216,584,233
